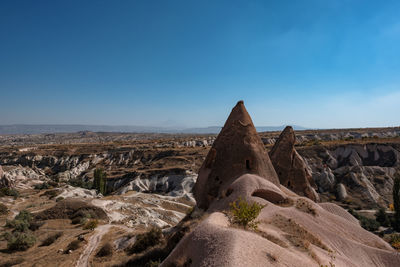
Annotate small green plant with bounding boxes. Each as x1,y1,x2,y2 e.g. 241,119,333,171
229,197,264,229
127,228,163,255
83,219,98,230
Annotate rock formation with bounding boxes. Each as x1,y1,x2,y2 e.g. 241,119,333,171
193,100,280,209
269,126,319,201
161,102,400,267
0,165,15,188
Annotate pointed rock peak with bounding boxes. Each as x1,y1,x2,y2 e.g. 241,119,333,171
223,100,253,129
194,101,280,209
269,126,319,201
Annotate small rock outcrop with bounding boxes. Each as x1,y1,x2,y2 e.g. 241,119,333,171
269,126,319,201
336,183,348,200
0,165,15,188
193,100,280,209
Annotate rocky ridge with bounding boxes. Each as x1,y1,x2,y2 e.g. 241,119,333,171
161,101,400,267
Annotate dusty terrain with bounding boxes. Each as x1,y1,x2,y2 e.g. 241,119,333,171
1,124,400,266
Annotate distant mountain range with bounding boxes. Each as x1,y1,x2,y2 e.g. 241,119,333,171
0,124,307,135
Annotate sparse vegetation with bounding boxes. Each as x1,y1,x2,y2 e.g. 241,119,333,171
295,199,317,216
127,228,163,255
34,182,51,190
6,210,34,232
4,210,38,251
67,178,93,190
230,197,264,229
5,232,36,251
0,187,19,198
83,219,98,230
40,189,59,199
66,239,82,252
96,242,113,257
40,232,63,246
348,208,380,231
0,203,8,214
386,233,400,251
375,207,390,227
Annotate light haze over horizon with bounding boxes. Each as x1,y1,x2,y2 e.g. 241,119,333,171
1,0,400,129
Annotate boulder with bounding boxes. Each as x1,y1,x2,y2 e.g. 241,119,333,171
193,100,280,209
269,126,319,201
336,183,348,200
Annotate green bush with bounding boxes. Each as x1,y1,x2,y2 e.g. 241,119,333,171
67,178,93,190
348,208,380,231
83,219,98,230
6,210,33,232
375,208,390,227
96,242,113,257
127,228,163,255
40,232,63,247
6,232,36,251
230,197,264,229
359,216,380,231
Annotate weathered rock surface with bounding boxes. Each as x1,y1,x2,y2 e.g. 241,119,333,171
193,101,280,209
162,103,400,267
269,126,319,201
300,143,400,207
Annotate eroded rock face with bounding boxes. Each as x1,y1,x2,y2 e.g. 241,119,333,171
0,165,16,188
269,126,319,201
193,101,280,209
162,105,400,267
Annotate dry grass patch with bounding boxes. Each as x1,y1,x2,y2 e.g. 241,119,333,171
295,199,317,216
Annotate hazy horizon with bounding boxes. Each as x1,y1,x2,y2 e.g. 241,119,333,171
1,1,400,129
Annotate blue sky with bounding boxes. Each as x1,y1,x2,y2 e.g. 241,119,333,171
1,0,400,128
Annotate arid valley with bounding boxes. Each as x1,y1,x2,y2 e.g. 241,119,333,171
1,102,400,266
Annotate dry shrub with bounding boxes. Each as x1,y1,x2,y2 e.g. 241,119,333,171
96,242,113,257
0,203,8,215
40,232,63,246
83,219,98,230
66,239,81,252
127,228,163,255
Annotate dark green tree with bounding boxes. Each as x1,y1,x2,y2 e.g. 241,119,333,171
93,168,107,195
375,207,390,227
393,173,400,231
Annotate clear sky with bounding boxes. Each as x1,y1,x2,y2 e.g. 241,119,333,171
1,0,400,129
